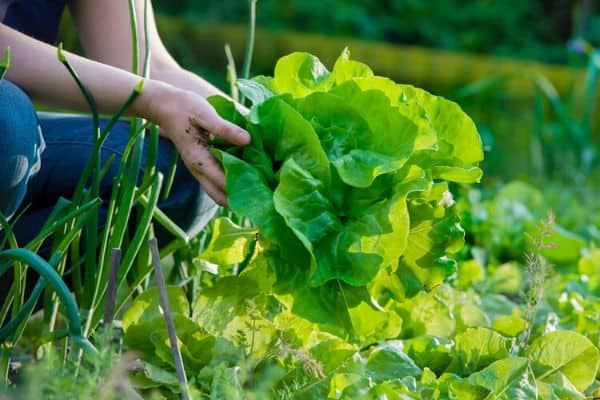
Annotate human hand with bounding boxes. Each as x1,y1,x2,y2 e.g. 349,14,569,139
145,83,250,206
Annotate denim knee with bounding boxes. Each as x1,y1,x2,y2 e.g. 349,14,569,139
0,81,44,219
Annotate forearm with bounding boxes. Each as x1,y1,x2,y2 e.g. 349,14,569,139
0,23,170,122
151,63,226,99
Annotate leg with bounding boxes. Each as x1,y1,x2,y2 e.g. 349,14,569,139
0,81,44,220
14,113,217,245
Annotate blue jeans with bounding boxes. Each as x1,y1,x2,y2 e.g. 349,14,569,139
0,80,218,247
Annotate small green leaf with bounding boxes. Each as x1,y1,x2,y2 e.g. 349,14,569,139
457,259,486,289
122,286,189,332
236,78,275,106
365,341,422,382
578,249,600,291
449,327,511,375
492,314,527,337
199,217,257,266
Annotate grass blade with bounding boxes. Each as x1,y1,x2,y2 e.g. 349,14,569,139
0,47,10,81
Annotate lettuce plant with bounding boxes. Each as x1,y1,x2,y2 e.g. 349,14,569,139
209,49,483,292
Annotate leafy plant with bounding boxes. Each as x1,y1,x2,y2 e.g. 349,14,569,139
204,50,483,334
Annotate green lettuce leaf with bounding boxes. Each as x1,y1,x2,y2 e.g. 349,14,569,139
199,217,257,266
449,327,512,375
526,330,600,393
467,357,538,400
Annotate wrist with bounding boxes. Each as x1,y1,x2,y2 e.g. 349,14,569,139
132,79,181,127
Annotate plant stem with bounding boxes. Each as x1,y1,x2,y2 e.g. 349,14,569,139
103,248,121,325
149,238,191,400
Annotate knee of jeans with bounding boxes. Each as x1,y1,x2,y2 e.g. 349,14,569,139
0,81,43,159
0,81,44,216
0,80,38,130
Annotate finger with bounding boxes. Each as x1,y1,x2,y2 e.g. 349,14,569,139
193,106,250,146
196,174,228,207
188,145,227,192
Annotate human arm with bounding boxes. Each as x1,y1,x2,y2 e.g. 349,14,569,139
0,22,249,206
68,0,231,100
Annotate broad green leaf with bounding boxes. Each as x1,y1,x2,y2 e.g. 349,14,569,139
365,378,419,400
467,357,538,400
395,290,456,338
236,78,275,106
537,372,585,400
398,84,484,166
296,91,411,187
447,376,489,399
217,150,307,261
457,259,486,289
400,184,465,289
144,363,180,388
192,275,276,355
199,217,257,265
330,191,410,286
368,266,408,306
330,81,418,159
328,373,369,399
454,302,490,332
343,288,403,344
526,330,600,393
403,336,451,375
449,327,511,375
310,338,358,375
277,277,398,343
122,286,189,332
255,96,331,184
270,52,331,97
365,341,422,382
480,294,520,322
273,158,341,273
492,314,527,337
419,367,441,399
350,76,438,151
330,47,374,84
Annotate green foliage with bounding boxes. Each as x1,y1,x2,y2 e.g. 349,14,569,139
5,334,141,400
210,50,481,307
154,0,593,64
